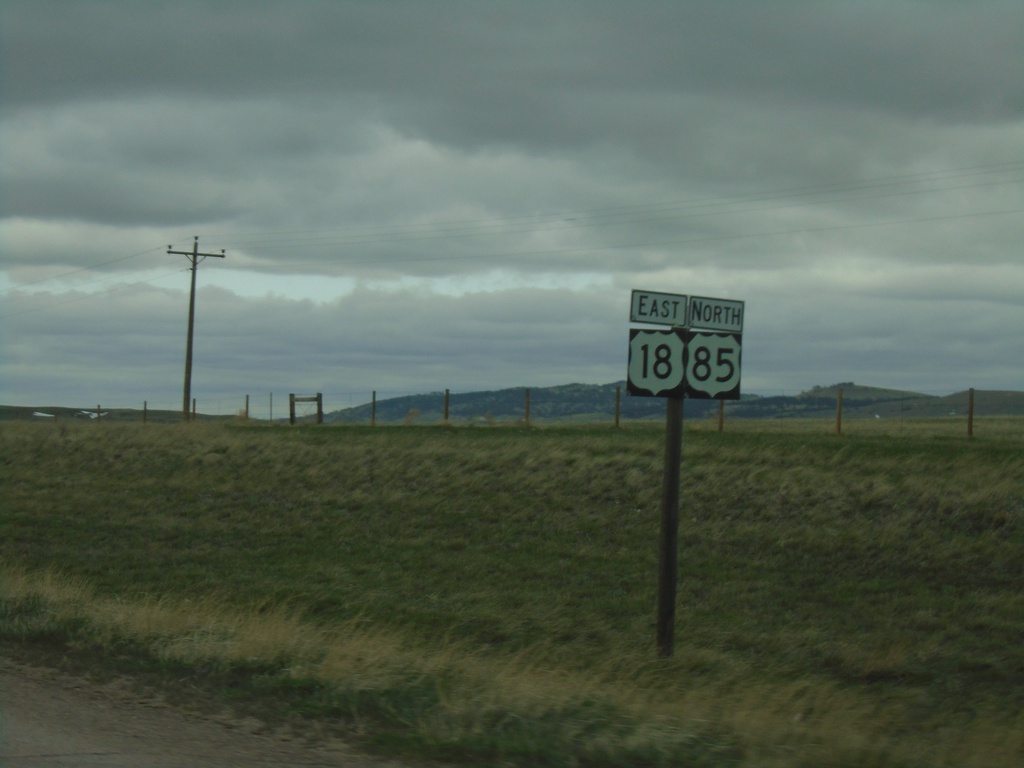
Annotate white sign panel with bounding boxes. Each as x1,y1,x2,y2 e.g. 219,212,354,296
684,331,742,400
630,290,688,326
687,296,744,333
627,328,686,397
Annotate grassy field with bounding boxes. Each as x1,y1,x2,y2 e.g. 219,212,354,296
2,417,1022,766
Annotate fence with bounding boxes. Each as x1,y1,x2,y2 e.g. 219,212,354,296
22,386,1017,439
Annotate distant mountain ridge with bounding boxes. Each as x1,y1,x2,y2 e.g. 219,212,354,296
325,382,1024,425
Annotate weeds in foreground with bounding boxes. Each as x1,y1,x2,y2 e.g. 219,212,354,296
1,420,1022,766
6,568,1022,768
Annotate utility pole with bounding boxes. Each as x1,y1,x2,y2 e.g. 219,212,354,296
167,237,225,421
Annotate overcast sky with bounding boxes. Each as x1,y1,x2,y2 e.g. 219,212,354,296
2,1,1022,415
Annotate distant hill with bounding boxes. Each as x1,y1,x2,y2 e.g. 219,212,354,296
4,383,1021,424
324,382,714,425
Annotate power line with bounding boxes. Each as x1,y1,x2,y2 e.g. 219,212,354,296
208,159,1024,246
215,175,1024,259
2,202,1020,321
1,160,1020,317
3,245,169,291
0,266,189,319
4,160,1021,289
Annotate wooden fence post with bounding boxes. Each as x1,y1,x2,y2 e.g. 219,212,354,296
371,390,377,427
244,394,249,419
836,388,843,435
143,401,147,424
316,392,323,424
444,388,450,423
289,393,296,425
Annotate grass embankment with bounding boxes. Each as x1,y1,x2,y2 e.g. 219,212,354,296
1,419,1022,766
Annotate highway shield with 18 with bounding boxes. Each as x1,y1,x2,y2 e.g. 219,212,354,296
627,328,686,398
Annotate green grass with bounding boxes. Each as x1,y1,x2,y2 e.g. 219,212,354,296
2,418,1022,766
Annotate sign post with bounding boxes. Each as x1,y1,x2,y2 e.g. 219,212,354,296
657,394,683,657
627,289,744,658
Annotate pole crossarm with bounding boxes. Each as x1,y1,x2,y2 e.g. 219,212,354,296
166,236,226,421
167,243,226,262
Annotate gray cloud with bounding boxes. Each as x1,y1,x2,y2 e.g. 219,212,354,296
2,1,1022,409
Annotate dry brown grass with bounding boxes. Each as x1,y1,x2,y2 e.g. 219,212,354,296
5,567,1023,767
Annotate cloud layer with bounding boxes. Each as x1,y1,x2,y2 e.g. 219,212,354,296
2,1,1022,412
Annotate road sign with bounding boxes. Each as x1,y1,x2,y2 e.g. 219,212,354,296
687,296,744,333
684,331,742,400
627,328,686,397
624,287,746,658
630,290,688,326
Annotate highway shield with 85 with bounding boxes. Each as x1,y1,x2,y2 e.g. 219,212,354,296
684,331,741,399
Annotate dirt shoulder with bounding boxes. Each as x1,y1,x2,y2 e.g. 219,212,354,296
0,657,413,768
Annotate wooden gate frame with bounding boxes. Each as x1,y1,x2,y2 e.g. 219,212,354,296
289,392,323,425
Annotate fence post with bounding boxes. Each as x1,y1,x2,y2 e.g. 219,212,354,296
371,390,377,427
316,392,323,424
968,387,975,438
289,393,296,425
444,389,450,423
836,388,843,435
143,400,147,424
244,394,249,419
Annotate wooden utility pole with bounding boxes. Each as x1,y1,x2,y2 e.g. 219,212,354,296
167,237,225,422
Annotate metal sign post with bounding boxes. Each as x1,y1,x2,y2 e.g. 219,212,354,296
627,289,744,658
657,394,684,657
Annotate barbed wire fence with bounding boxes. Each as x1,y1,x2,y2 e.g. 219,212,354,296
22,386,1018,440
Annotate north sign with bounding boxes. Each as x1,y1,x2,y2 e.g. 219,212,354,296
630,290,688,326
687,296,744,333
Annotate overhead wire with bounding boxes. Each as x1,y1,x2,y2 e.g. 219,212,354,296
4,244,170,291
207,158,1024,245
217,175,1024,262
2,159,1021,319
1,266,192,319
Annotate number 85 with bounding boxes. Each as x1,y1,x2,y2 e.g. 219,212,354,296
689,345,736,382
